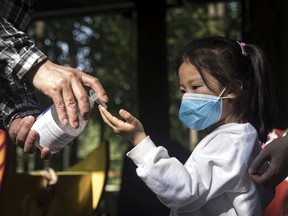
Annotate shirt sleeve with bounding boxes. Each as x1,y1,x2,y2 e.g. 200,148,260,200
127,136,197,209
0,15,45,130
0,0,39,31
0,77,41,130
0,16,47,81
126,133,253,211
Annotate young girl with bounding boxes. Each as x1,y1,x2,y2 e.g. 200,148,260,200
98,36,275,215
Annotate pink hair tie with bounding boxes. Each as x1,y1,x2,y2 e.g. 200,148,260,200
237,41,247,56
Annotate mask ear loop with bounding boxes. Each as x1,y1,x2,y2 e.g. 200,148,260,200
217,87,229,100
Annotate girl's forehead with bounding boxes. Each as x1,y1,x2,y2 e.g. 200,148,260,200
178,62,200,78
178,62,208,82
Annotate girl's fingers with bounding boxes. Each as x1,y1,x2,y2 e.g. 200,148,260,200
98,106,123,131
119,109,136,124
99,106,132,133
99,107,116,129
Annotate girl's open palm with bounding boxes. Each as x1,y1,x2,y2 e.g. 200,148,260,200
98,106,147,145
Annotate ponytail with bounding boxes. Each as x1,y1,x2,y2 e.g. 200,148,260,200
243,44,275,142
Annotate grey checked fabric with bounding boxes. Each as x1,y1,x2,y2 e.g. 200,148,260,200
0,0,47,129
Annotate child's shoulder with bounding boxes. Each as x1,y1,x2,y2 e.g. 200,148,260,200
202,123,257,145
195,123,258,153
215,122,256,135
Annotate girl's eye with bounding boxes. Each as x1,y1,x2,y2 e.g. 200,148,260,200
192,86,200,90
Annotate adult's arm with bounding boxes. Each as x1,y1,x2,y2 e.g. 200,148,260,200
0,15,108,158
0,15,51,157
1,15,108,127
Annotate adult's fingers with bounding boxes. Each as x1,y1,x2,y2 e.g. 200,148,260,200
249,166,274,186
8,118,22,144
41,147,52,160
23,129,38,153
249,148,271,175
52,89,68,125
62,83,79,128
52,71,106,128
15,116,35,149
81,73,108,103
70,73,90,121
249,138,288,188
249,164,287,188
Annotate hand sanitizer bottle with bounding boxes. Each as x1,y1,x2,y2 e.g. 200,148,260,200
31,90,107,154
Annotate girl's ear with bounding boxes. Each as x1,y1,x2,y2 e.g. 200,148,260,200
228,81,243,99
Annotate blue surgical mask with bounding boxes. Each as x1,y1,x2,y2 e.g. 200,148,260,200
178,88,228,130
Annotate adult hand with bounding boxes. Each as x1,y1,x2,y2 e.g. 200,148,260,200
8,116,51,160
26,59,109,128
249,135,288,188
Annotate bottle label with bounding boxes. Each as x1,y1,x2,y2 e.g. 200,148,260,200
32,107,75,153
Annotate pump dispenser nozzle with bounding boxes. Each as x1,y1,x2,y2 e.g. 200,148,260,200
89,89,107,109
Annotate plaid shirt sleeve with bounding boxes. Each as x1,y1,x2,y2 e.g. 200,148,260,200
0,0,37,31
0,0,47,130
0,77,41,130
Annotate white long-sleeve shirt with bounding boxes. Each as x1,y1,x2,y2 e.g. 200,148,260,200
127,123,273,216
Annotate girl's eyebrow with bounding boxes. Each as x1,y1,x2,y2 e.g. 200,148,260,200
187,76,203,84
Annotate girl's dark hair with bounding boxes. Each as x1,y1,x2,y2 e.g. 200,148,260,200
175,36,275,142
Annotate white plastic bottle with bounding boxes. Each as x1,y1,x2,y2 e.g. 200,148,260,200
31,90,107,154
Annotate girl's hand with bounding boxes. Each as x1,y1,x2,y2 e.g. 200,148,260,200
98,106,147,145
